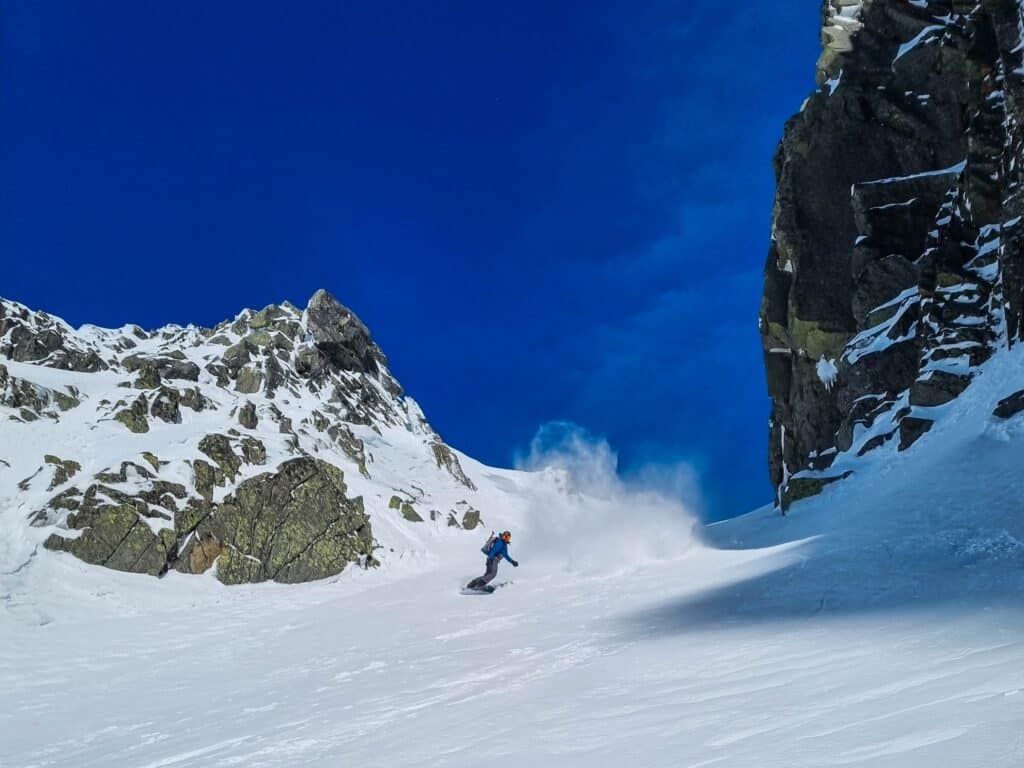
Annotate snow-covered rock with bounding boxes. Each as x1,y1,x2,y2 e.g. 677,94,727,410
0,291,486,584
761,0,1024,509
2,325,1023,768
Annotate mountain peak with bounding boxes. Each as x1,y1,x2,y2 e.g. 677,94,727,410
307,287,342,309
304,289,381,377
0,291,480,585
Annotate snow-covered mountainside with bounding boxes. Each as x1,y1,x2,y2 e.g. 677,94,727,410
0,290,495,584
3,2,1024,763
3,334,1023,766
762,0,1024,510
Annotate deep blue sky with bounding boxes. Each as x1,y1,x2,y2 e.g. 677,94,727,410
1,2,820,520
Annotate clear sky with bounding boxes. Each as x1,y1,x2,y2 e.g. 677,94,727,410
1,2,821,520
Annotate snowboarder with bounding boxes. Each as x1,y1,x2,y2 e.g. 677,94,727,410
466,530,518,591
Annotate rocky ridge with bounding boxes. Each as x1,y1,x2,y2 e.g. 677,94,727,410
0,290,484,583
762,0,1024,509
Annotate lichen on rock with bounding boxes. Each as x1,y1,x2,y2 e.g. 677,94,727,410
3,289,478,585
44,455,80,490
114,394,150,433
43,484,177,577
198,434,242,480
194,458,374,584
238,401,258,429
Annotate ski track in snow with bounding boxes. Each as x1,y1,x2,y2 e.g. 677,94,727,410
3,351,1024,766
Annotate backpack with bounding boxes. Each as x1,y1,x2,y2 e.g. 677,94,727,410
480,531,498,556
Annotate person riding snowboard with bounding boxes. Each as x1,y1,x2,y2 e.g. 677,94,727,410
467,530,518,590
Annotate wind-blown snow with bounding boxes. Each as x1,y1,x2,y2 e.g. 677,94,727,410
816,356,839,390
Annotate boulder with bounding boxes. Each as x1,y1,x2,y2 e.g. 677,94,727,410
993,389,1024,419
238,401,258,429
114,395,149,433
1,307,107,372
0,364,81,417
194,458,373,584
150,387,182,424
240,436,266,465
44,455,80,490
899,416,934,451
123,353,199,382
909,371,972,408
43,485,176,577
133,362,162,389
198,434,241,480
461,509,481,530
234,366,263,394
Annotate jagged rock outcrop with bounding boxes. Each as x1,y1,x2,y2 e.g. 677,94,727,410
177,458,373,585
0,301,109,372
0,363,80,421
762,0,1024,509
2,289,483,583
994,387,1024,417
39,457,373,583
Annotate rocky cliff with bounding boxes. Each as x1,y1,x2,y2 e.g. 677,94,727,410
0,290,484,583
762,0,1024,509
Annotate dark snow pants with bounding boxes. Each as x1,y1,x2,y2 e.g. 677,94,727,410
467,556,500,589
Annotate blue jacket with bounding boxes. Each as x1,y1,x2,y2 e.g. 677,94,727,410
486,538,515,564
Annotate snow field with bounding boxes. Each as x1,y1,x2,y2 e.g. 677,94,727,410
3,317,1024,767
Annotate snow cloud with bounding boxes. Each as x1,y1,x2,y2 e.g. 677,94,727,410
513,422,701,576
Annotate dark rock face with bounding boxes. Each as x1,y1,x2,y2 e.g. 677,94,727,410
994,389,1024,418
762,0,1024,507
781,472,852,510
306,289,389,379
909,370,972,407
899,416,935,450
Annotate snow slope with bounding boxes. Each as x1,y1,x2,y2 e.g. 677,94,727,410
0,293,537,584
3,346,1024,765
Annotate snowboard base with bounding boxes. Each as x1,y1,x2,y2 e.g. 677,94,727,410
460,581,511,596
460,586,495,595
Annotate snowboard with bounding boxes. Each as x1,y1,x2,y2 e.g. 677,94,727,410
460,581,511,596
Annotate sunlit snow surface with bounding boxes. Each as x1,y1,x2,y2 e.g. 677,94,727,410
4,347,1024,765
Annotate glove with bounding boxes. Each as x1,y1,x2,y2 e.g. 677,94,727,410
512,560,519,568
